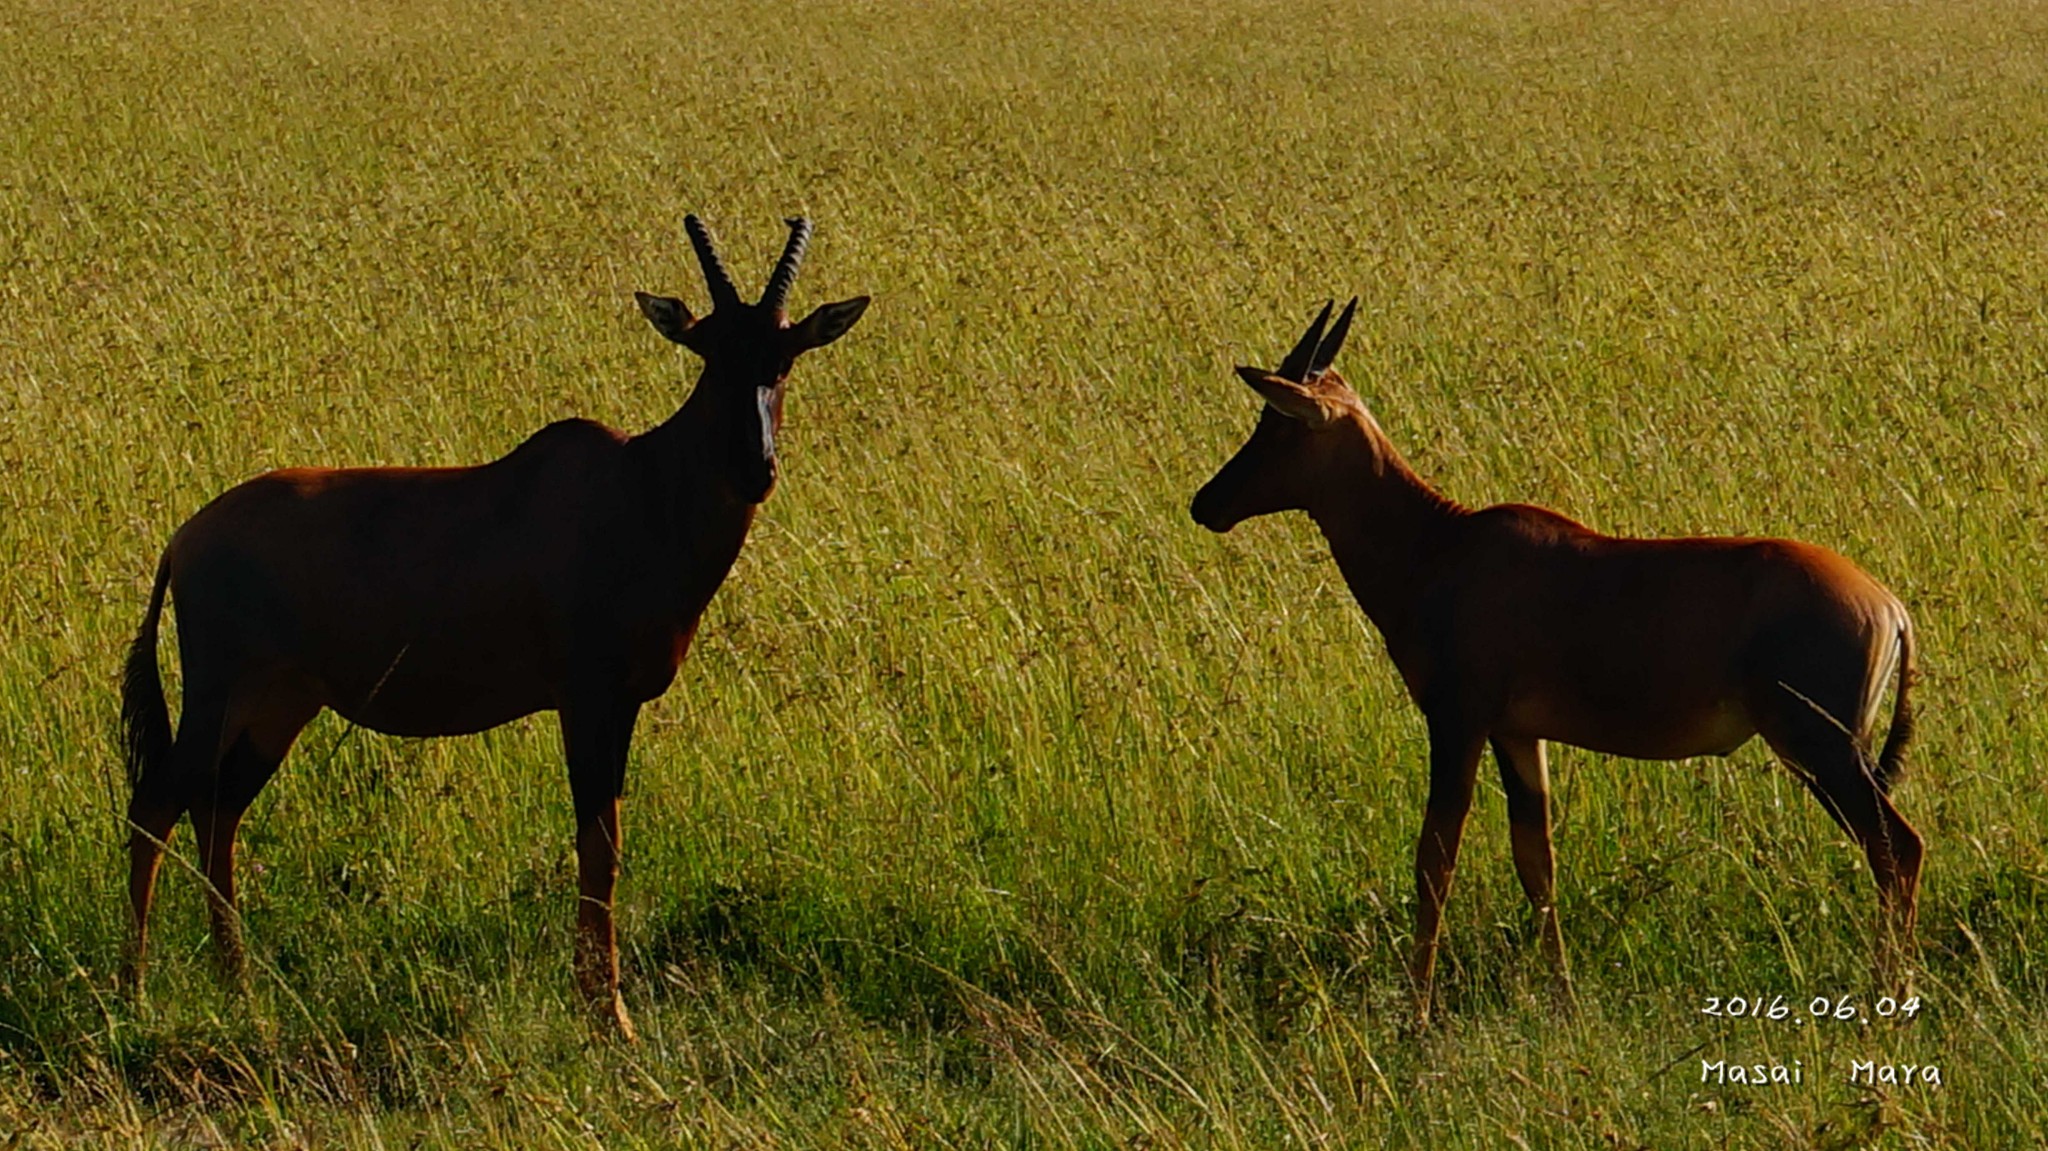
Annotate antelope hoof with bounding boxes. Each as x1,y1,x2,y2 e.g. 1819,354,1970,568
1408,986,1436,1032
213,944,250,990
577,968,637,1041
1875,948,1919,1001
118,956,148,1002
594,993,638,1043
1872,926,1918,997
1548,974,1578,1016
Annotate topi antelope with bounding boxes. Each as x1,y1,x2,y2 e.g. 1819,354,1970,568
1191,299,1920,1020
121,215,868,1038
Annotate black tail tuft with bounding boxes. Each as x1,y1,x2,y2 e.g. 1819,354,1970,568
121,558,173,790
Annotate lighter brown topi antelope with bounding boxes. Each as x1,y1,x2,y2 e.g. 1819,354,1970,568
1191,299,1920,1021
121,215,868,1038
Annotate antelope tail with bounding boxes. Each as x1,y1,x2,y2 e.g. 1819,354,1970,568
1873,619,1915,795
121,555,173,790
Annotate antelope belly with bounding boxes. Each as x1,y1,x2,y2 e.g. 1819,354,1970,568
1502,695,1757,761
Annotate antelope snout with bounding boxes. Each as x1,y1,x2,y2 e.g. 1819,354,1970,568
1190,483,1237,533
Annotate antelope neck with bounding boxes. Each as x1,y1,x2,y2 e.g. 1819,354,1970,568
1306,425,1465,637
629,373,759,587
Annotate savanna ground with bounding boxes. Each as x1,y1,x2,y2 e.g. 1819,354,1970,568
3,0,2046,1145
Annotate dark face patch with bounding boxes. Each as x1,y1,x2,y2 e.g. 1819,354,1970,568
1191,406,1308,531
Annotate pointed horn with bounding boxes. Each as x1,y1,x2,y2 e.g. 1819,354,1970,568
1276,300,1334,382
1309,297,1359,377
761,216,813,313
684,214,742,309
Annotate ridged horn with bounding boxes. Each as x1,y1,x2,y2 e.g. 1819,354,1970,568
1308,297,1359,377
1276,299,1334,382
684,214,742,309
761,216,813,313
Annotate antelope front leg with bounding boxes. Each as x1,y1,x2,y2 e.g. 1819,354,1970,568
574,796,632,1036
1410,719,1485,1024
562,698,642,1041
1492,735,1572,1007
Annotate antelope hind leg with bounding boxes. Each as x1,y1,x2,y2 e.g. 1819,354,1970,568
1492,735,1572,1009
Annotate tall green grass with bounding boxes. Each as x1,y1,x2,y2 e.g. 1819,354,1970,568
3,0,2046,1144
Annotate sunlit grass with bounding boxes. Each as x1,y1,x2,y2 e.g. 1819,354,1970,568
2,0,2046,1145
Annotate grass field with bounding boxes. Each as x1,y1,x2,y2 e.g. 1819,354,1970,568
4,0,2048,1145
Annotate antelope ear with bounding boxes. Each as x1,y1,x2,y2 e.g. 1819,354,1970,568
1235,366,1337,428
635,292,696,344
790,296,870,351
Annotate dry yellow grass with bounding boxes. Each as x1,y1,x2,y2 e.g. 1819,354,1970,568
2,0,2045,1145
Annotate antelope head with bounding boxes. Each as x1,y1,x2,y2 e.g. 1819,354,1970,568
636,215,870,504
1191,298,1383,532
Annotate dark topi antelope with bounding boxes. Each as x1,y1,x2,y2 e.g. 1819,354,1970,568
1192,300,1920,1020
121,216,868,1038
